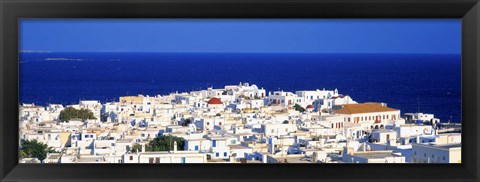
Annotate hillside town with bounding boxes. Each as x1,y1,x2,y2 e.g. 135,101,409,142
19,83,461,164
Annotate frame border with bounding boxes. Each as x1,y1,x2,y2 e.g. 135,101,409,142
1,0,479,182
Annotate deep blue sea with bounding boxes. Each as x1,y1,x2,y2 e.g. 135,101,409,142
19,52,461,123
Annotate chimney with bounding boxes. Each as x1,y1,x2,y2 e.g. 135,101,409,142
173,141,178,152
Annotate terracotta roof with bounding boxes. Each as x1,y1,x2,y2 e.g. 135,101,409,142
207,97,222,105
334,103,398,114
306,105,314,109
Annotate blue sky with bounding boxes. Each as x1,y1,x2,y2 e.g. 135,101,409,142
20,19,461,54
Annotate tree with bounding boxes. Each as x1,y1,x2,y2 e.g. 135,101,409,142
130,143,142,153
59,107,97,122
293,104,305,113
19,139,56,161
145,135,185,152
19,150,28,159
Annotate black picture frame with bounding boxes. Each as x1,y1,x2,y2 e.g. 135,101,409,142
1,0,479,182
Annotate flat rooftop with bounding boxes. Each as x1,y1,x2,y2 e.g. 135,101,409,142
47,154,62,160
413,142,462,149
139,151,203,155
434,143,462,149
351,151,397,159
77,155,106,163
116,139,133,143
274,156,313,163
229,145,251,150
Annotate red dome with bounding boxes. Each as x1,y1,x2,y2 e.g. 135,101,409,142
306,105,314,109
207,97,223,105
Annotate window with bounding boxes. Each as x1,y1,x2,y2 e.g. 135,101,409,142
224,152,227,157
212,140,217,147
195,146,199,151
129,156,133,160
443,156,446,161
216,152,219,157
181,157,186,163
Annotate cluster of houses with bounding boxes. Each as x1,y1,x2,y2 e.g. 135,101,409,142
19,82,461,164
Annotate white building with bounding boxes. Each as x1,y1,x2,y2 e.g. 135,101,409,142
334,103,401,129
342,147,406,163
404,112,440,124
411,143,461,163
268,91,297,106
370,130,397,144
261,123,297,137
124,151,207,163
